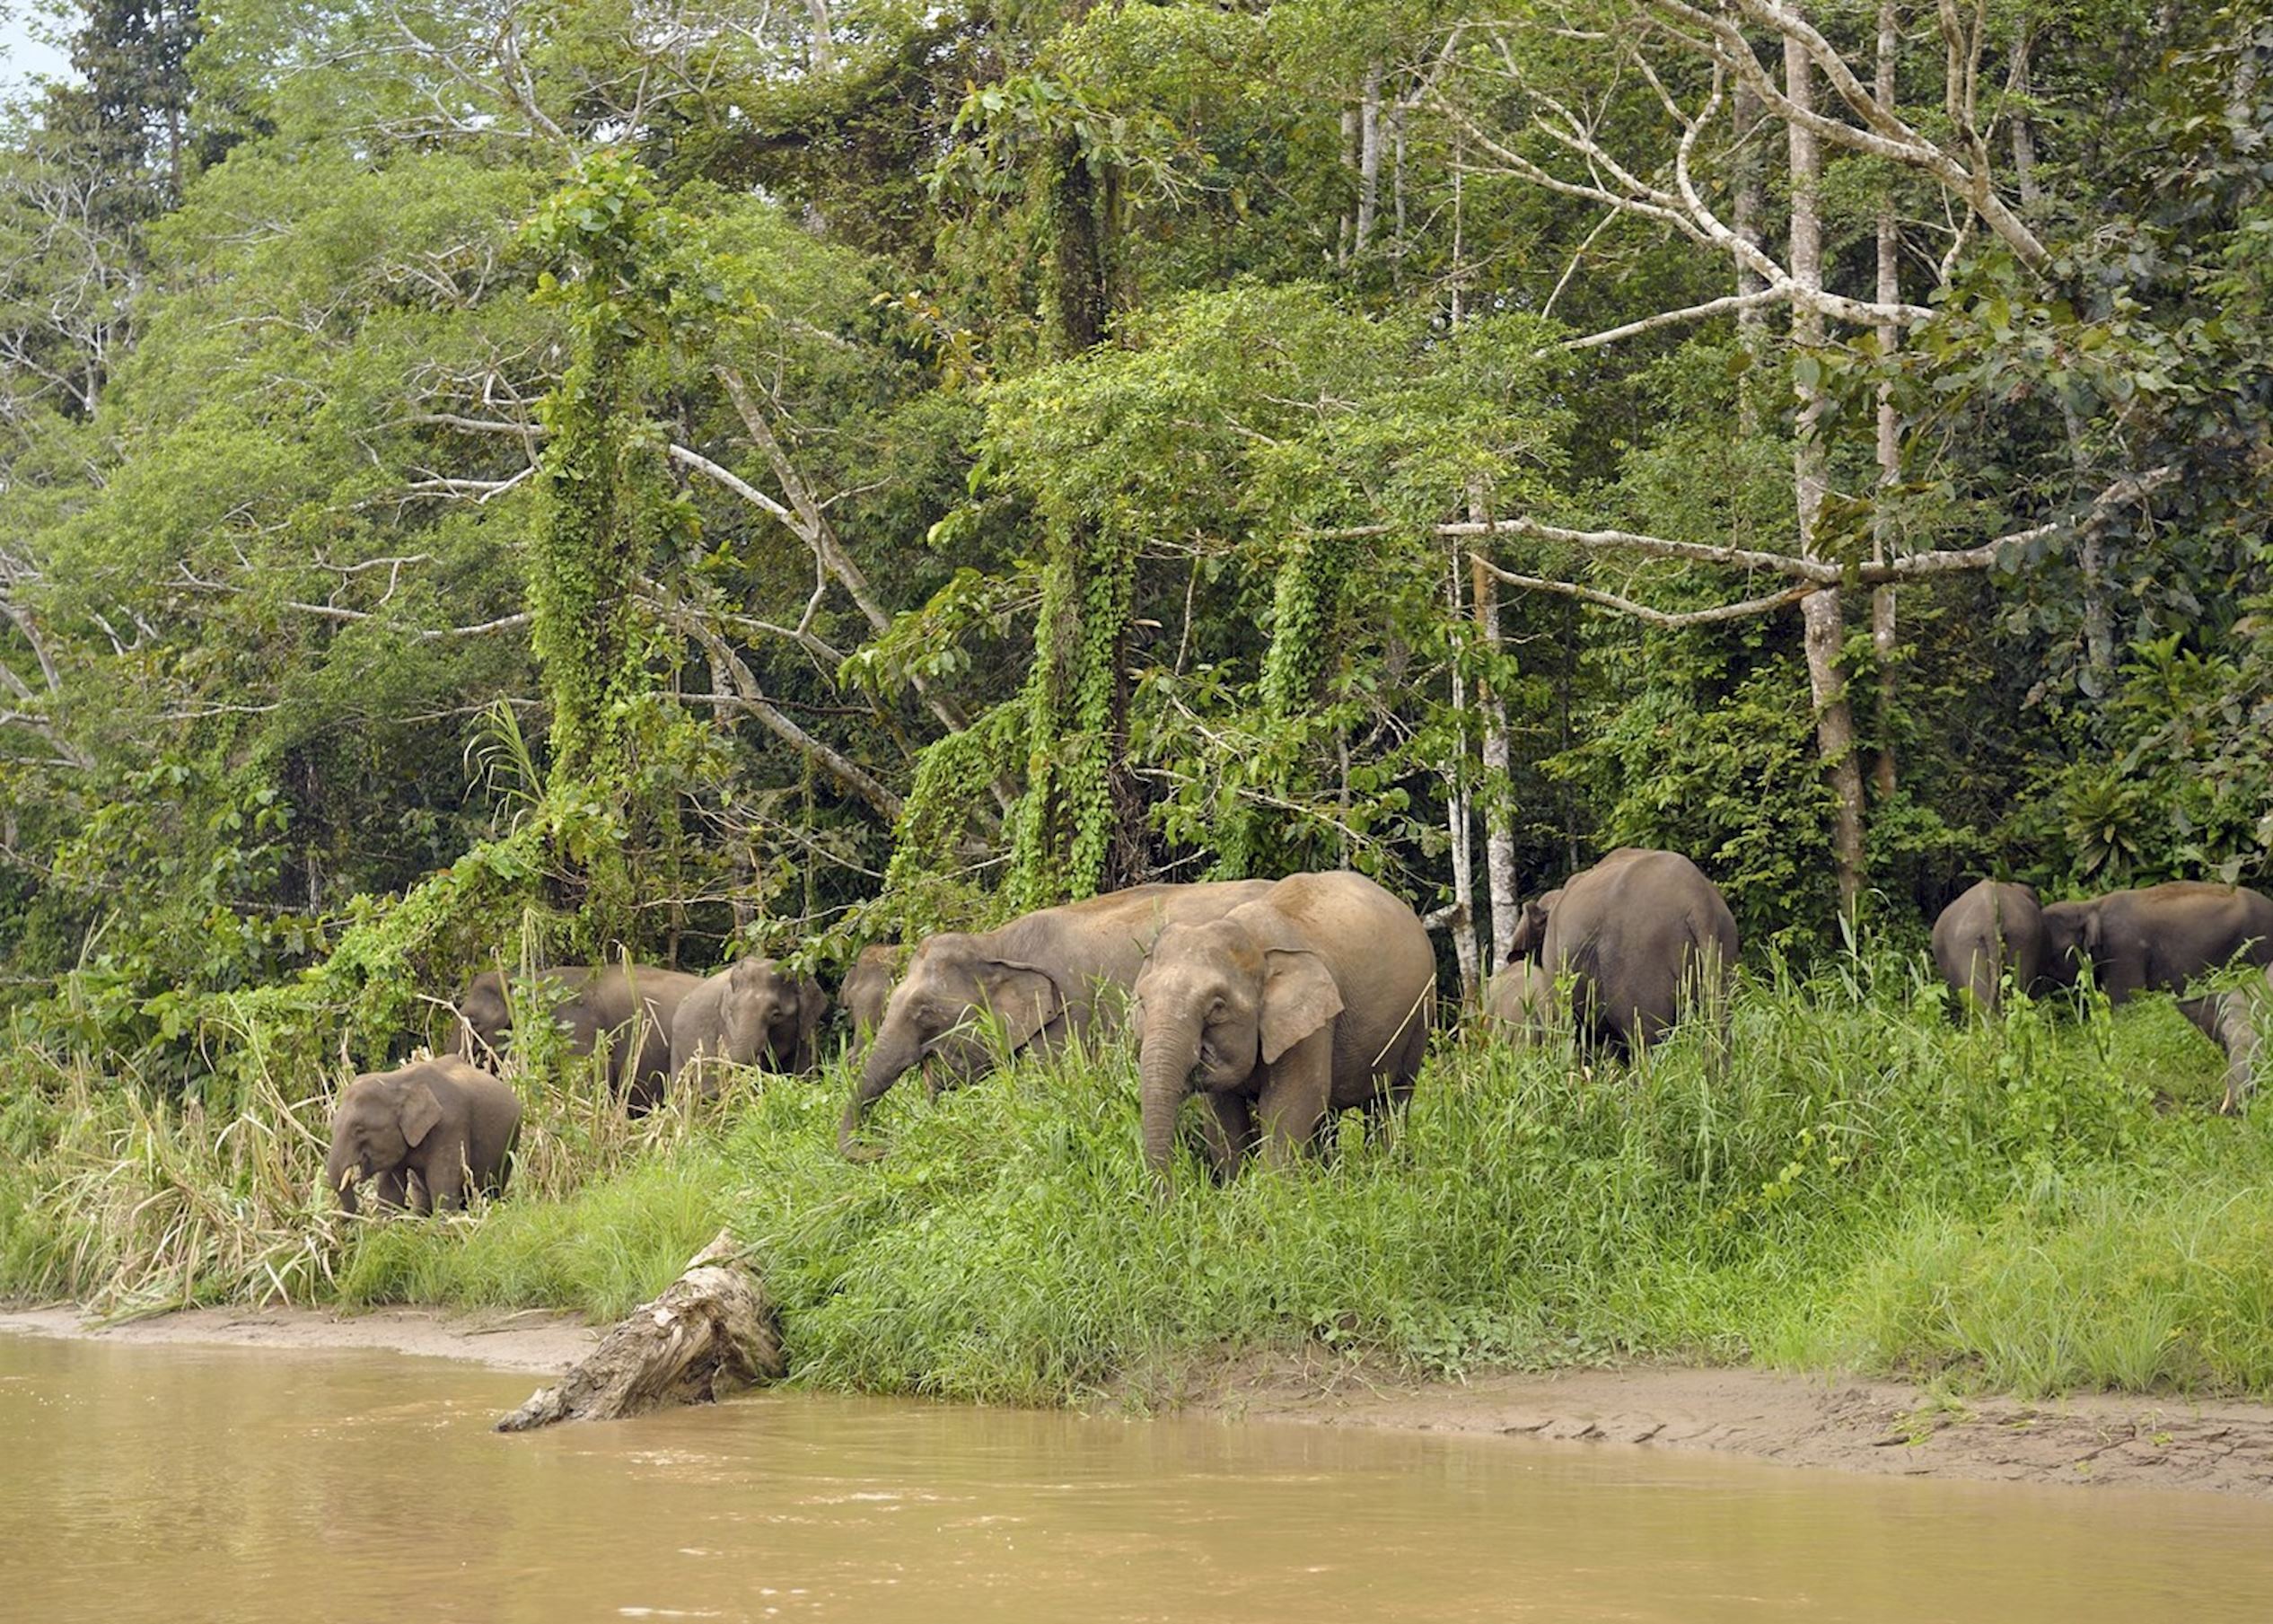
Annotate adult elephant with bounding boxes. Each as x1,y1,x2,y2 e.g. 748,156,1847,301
669,957,829,1095
1480,960,1555,1043
326,1058,522,1215
838,880,1273,1159
1531,847,1737,1058
456,961,705,1112
1131,871,1434,1181
839,944,899,1042
1931,880,2051,1014
2060,882,2273,1008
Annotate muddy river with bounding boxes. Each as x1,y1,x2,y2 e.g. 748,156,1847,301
4,1332,2271,1622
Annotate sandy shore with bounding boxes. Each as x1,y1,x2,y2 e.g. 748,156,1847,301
8,1303,2272,1497
1196,1354,2273,1500
0,1303,599,1374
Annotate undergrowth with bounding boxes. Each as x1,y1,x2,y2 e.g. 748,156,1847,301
3,951,2269,1403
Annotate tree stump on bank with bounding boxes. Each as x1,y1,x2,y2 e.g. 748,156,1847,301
496,1229,784,1431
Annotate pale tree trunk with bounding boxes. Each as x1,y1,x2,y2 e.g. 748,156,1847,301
1733,76,1770,435
2009,22,2040,206
1469,484,1518,978
1787,16,1867,926
1446,541,1481,1005
804,0,836,73
1354,63,1384,259
1870,0,1901,802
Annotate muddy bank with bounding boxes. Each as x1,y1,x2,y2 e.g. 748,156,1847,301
0,1303,598,1374
1193,1355,2273,1500
9,1301,2273,1499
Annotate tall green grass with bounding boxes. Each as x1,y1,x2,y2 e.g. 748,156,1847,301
4,953,2269,1400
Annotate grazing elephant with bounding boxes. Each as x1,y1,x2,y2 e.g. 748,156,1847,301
1535,847,1738,1058
1481,960,1556,1043
1132,871,1434,1180
838,880,1274,1158
456,961,705,1112
326,1058,522,1215
1931,880,2049,1014
669,957,829,1094
2058,882,2273,1008
2196,967,2269,1115
839,944,899,1041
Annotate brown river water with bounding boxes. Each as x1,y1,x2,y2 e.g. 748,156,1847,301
4,1333,2273,1623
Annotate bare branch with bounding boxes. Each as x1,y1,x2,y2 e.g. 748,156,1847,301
1474,559,1816,627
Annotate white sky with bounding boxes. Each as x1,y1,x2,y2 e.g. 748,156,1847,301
0,5,75,102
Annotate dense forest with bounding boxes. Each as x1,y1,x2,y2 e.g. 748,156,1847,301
0,0,2266,1083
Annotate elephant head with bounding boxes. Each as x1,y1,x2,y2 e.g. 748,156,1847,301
455,971,513,1067
715,957,823,1075
1130,917,1344,1175
325,1071,444,1214
838,935,1064,1157
2040,900,2099,990
1506,889,1563,961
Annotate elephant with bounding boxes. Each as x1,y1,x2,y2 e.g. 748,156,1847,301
839,944,899,1042
669,957,829,1094
838,879,1274,1158
1931,880,2050,1014
1530,847,1738,1058
325,1057,522,1215
2198,967,2270,1115
2055,882,2273,1009
455,961,705,1112
1131,871,1434,1181
1480,960,1556,1043
1505,889,1563,961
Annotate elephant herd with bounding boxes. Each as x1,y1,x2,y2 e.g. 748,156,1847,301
324,853,2273,1215
1930,877,2273,1112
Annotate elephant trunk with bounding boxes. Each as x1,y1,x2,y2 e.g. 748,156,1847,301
839,1030,920,1159
327,1142,359,1214
1137,1015,1203,1177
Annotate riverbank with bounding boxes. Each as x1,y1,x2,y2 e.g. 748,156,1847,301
8,1300,2273,1500
0,1302,599,1373
1201,1355,2273,1499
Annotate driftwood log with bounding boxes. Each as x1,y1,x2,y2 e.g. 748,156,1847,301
496,1229,785,1431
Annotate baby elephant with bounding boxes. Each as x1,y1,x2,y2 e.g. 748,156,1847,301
1481,961,1556,1043
325,1058,522,1215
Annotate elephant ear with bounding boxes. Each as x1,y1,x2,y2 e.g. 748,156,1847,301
1259,949,1345,1065
398,1080,445,1148
979,960,1064,1053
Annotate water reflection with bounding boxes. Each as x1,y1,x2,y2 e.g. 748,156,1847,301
3,1333,2269,1623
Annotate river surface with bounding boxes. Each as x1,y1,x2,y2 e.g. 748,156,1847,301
4,1333,2273,1622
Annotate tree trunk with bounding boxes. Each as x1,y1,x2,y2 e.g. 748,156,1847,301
1787,14,1866,926
1469,488,1517,979
1733,76,1770,435
496,1231,784,1430
1354,62,1383,259
1446,543,1480,1005
1871,0,1901,802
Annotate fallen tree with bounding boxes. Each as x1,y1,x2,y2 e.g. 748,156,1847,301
496,1229,785,1431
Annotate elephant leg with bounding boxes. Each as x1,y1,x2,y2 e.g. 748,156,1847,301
423,1145,468,1213
1195,1093,1256,1183
1255,1034,1333,1171
373,1168,409,1212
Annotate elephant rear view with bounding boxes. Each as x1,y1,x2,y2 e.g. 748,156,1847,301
839,880,1273,1158
1481,961,1555,1044
1931,880,2047,1014
456,961,705,1112
1540,847,1736,1058
1132,870,1435,1181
